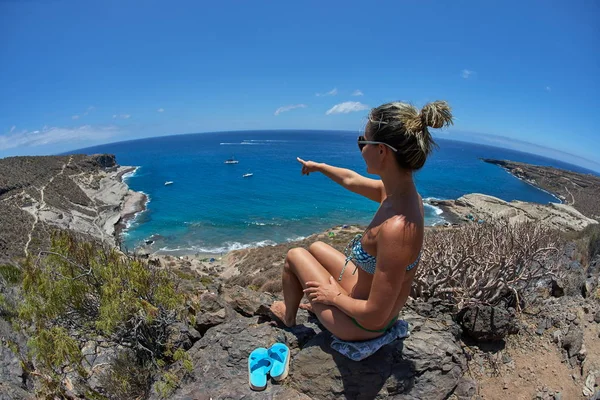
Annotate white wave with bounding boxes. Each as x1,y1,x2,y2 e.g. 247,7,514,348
157,239,277,254
424,202,444,216
423,196,444,202
121,166,140,181
286,236,306,242
246,220,282,227
219,142,263,145
242,139,289,143
124,191,150,230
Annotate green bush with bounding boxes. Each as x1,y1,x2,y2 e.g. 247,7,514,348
18,231,187,394
99,351,152,400
0,264,23,284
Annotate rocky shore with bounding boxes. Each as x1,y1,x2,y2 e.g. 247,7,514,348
482,159,600,220
426,159,600,230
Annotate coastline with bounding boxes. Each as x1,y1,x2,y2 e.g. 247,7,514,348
482,158,600,221
496,163,564,204
113,166,149,245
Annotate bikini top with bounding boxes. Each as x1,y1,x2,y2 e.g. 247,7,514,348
337,232,422,281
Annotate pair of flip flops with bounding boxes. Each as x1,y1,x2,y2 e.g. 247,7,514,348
248,343,290,391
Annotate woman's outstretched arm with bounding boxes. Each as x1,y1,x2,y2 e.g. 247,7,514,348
297,157,384,203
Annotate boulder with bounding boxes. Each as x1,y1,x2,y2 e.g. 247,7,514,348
456,305,519,341
221,285,277,317
193,292,237,335
154,312,465,399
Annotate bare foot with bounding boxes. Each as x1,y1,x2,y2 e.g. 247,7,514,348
269,301,296,327
299,302,314,313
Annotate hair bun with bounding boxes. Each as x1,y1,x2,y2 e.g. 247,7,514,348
420,101,453,129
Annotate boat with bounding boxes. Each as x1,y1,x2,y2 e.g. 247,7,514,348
164,181,174,186
224,157,239,164
242,173,253,178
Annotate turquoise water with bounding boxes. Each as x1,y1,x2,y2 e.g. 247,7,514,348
72,130,592,254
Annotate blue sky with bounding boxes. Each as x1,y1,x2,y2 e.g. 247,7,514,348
1,1,599,170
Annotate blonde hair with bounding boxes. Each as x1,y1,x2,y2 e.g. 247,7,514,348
367,100,453,170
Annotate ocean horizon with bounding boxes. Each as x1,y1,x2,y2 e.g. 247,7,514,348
68,130,598,255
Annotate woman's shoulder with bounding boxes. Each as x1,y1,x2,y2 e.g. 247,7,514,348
377,214,422,243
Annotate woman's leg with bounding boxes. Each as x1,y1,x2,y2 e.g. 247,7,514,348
270,247,383,341
307,241,358,294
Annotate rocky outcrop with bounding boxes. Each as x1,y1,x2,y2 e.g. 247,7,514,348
429,193,597,232
149,285,466,400
0,154,145,263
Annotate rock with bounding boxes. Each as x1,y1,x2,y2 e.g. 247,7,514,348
0,382,34,400
0,318,32,397
585,278,599,298
594,310,600,324
562,324,583,364
166,322,201,351
589,256,600,279
455,378,478,398
456,305,519,341
432,193,598,232
221,285,276,317
154,313,465,400
193,292,237,335
553,330,562,344
552,260,586,298
291,314,465,400
149,316,311,399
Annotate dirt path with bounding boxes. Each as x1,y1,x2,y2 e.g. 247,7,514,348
24,155,72,256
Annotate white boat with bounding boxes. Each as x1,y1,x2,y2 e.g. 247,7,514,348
164,181,174,186
224,157,239,164
242,173,253,178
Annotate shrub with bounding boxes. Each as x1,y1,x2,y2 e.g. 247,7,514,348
414,219,562,310
18,231,186,393
99,351,152,400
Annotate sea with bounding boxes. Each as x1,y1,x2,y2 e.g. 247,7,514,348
70,130,598,255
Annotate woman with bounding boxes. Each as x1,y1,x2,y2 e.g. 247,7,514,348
270,101,453,341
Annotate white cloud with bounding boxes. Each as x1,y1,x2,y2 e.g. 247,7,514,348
326,101,369,115
546,86,551,92
316,88,338,97
157,108,165,113
72,115,80,120
0,125,119,151
112,114,131,119
9,125,16,133
83,106,95,116
462,69,475,79
352,90,363,96
274,104,307,116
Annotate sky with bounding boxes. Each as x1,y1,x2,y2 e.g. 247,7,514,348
1,0,599,171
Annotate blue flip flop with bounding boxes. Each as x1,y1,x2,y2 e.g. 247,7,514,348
268,343,290,381
248,347,272,391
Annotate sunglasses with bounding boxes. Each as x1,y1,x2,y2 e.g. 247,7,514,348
357,135,398,152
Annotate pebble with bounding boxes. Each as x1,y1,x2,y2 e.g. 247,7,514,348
553,330,562,343
566,312,576,321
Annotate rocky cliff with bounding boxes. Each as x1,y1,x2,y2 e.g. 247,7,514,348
0,154,145,264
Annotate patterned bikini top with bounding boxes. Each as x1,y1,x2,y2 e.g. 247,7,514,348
337,232,422,281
